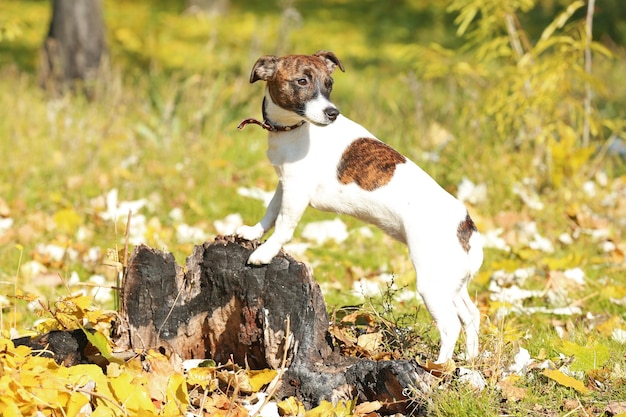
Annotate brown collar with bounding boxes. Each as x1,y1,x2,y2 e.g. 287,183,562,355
237,118,305,132
237,98,306,132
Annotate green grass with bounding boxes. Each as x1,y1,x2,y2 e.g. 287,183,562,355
1,0,625,415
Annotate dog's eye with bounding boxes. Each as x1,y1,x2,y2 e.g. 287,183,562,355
296,78,308,86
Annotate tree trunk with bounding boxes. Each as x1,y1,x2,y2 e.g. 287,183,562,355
39,0,106,95
116,235,435,413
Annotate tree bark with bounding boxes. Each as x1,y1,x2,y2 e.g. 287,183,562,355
116,235,435,413
39,0,107,95
119,236,332,369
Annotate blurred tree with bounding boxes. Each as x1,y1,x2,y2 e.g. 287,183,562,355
39,0,107,96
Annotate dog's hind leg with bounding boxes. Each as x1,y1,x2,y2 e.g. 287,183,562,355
454,286,480,360
419,283,463,363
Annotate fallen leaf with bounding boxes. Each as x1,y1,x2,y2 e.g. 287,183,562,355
542,369,589,394
163,373,189,417
562,398,580,410
605,401,626,415
421,359,456,377
357,331,383,352
559,339,609,371
340,311,377,327
187,366,218,390
498,377,527,402
596,315,624,337
277,396,305,416
248,368,278,392
306,399,355,417
354,400,382,416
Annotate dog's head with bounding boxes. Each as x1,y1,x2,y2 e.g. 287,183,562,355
249,51,345,126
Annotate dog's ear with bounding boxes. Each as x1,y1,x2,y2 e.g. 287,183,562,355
250,55,278,83
313,50,345,73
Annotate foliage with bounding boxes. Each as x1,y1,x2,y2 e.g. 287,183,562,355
412,0,622,189
0,0,625,416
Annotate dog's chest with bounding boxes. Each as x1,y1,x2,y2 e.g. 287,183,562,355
266,131,317,167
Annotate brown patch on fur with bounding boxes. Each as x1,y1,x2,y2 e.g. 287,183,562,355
337,138,407,191
457,213,478,253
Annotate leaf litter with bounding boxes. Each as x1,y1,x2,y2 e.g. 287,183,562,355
1,162,624,416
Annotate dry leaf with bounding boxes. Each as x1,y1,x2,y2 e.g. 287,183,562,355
357,331,383,352
340,311,377,327
422,359,456,377
605,401,626,415
498,377,527,402
354,400,382,416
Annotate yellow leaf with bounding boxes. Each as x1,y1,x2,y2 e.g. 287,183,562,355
306,399,355,417
67,364,115,403
277,397,305,416
248,369,277,392
559,339,610,371
35,317,63,333
110,373,157,414
53,208,83,234
542,369,589,394
82,329,113,359
91,406,116,417
13,289,38,302
187,367,217,390
66,391,90,416
0,399,21,417
163,374,189,417
60,294,93,311
597,316,624,337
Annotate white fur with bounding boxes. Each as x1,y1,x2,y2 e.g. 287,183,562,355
304,94,337,125
237,66,483,363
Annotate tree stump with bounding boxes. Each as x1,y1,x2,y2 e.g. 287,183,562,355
117,235,434,413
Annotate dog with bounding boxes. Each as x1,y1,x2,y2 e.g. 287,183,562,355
236,51,483,363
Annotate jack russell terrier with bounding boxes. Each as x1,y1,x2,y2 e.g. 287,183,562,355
236,51,483,363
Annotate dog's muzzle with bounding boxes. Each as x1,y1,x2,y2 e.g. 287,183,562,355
325,107,340,122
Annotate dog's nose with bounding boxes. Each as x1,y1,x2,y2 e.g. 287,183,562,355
325,107,340,121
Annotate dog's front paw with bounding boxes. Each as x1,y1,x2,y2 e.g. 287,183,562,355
247,242,281,265
236,224,265,241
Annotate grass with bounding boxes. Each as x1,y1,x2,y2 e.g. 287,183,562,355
1,0,625,416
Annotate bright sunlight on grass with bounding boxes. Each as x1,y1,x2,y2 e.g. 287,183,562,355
1,0,625,416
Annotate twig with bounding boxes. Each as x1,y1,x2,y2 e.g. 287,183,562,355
118,210,132,315
583,0,596,147
251,315,293,417
504,13,525,61
72,386,128,416
10,244,25,331
156,284,184,347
